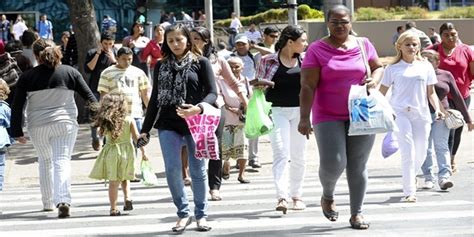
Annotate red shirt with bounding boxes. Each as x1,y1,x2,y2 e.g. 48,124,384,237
429,43,474,99
140,39,162,68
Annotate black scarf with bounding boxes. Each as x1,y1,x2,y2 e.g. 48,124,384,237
157,52,194,107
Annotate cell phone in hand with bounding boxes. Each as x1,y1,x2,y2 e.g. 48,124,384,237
136,133,150,148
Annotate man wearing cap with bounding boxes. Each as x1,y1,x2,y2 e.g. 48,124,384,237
230,34,262,169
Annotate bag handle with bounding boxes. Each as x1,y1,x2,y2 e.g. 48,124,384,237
356,37,371,80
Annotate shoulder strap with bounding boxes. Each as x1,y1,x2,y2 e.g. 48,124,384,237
356,37,371,79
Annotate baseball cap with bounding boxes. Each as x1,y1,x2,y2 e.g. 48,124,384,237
235,34,249,44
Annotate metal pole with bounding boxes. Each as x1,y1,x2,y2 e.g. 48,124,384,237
288,0,297,26
233,0,240,18
346,0,354,17
205,0,214,43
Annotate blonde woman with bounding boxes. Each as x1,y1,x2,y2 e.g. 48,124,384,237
379,31,443,203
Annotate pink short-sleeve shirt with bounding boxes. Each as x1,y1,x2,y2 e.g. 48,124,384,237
301,37,378,124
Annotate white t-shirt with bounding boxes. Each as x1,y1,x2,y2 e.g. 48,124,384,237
230,18,242,31
13,22,28,40
381,60,437,121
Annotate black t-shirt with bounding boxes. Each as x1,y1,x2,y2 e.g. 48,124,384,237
84,48,116,92
141,56,217,135
265,58,301,107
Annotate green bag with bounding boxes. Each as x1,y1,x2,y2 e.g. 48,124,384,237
141,160,159,187
244,88,273,139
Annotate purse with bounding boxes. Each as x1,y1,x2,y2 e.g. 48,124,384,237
444,109,465,129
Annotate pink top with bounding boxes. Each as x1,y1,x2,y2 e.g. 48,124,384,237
212,56,246,108
141,39,162,68
428,43,474,99
301,37,378,124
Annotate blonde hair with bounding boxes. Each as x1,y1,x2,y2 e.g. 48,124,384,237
0,79,10,100
94,93,128,141
391,31,423,65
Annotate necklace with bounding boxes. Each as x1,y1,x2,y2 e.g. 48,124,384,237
327,36,350,49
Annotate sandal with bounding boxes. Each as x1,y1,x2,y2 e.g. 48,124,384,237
349,215,370,230
222,173,230,180
402,195,417,203
321,196,338,221
196,218,212,232
209,190,222,201
110,209,121,216
275,198,288,214
237,177,250,184
124,200,133,211
172,216,193,233
292,198,306,210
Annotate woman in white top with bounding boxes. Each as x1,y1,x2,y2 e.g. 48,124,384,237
379,31,443,203
12,15,28,41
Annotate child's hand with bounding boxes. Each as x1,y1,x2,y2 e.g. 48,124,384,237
141,154,149,161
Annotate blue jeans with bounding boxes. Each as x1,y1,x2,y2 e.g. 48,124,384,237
158,129,208,219
0,151,5,191
422,113,452,182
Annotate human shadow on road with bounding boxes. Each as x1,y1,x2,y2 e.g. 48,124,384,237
13,152,98,165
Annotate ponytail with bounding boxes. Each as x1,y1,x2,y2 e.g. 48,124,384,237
33,39,63,68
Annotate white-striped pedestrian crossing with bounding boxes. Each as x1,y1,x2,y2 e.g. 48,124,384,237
0,172,472,236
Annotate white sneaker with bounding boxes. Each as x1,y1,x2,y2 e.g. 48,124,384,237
422,180,434,189
439,179,454,191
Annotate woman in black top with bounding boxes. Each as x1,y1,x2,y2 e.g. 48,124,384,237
11,39,97,218
139,24,216,233
255,25,308,214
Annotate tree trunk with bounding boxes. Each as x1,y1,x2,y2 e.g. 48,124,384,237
66,0,100,123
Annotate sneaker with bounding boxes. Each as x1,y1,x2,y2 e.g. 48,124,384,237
439,179,454,191
57,203,70,218
422,180,434,189
248,160,262,169
92,138,100,151
402,195,417,203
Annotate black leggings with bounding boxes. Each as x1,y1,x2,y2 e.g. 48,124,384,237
208,107,225,190
448,96,471,156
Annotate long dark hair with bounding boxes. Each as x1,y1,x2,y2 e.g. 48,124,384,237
161,23,200,61
130,22,144,36
274,25,305,57
190,26,217,60
32,39,62,68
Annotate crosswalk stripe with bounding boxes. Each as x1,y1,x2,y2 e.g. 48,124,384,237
1,210,472,235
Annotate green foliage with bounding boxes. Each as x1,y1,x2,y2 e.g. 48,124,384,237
214,4,323,27
402,7,429,19
356,7,393,21
387,6,407,15
439,6,474,18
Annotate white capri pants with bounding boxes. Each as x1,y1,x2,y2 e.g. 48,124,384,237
29,121,78,209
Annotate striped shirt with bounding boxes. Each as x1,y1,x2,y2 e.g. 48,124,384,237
98,65,149,118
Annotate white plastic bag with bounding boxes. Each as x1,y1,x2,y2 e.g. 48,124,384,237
348,85,397,136
141,160,159,186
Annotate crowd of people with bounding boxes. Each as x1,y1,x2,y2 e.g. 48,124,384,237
0,4,473,234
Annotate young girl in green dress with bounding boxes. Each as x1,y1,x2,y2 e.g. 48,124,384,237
89,93,148,216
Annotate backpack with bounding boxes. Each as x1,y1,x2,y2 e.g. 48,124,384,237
0,53,22,87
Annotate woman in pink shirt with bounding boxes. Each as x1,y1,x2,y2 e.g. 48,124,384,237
141,24,164,79
427,22,474,173
298,5,383,229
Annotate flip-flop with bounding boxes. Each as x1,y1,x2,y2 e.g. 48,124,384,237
222,173,230,180
172,217,193,233
321,197,338,221
209,190,222,201
349,217,370,230
110,209,121,216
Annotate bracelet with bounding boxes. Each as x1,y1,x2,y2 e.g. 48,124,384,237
197,103,204,114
